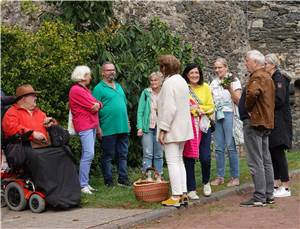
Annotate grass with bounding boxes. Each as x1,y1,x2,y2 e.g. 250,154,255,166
81,150,300,209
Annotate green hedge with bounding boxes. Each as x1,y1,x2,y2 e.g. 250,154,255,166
1,18,199,173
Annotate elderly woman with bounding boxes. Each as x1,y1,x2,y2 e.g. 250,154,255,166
182,63,215,199
137,71,163,179
69,66,102,194
265,53,292,198
210,57,241,187
157,55,193,207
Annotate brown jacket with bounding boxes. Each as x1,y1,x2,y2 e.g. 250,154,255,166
245,68,275,129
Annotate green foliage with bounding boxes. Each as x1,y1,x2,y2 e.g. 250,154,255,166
1,17,201,170
42,1,113,32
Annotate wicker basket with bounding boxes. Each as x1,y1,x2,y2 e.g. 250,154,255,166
133,179,169,203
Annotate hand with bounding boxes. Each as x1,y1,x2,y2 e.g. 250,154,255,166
32,131,47,142
137,129,143,137
43,117,55,127
159,130,166,145
91,102,100,112
96,127,102,141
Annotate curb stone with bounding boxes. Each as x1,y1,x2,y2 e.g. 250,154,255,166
105,169,300,229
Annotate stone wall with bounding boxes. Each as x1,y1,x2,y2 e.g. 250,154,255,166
1,0,300,148
113,0,300,149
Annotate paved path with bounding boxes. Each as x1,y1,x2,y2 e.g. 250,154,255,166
1,170,299,229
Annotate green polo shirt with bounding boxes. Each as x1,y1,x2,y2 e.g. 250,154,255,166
92,80,129,136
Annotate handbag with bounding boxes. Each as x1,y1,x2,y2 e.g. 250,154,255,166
199,115,211,133
68,110,77,136
233,105,244,145
47,125,70,147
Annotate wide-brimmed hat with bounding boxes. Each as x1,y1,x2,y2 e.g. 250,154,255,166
15,84,41,100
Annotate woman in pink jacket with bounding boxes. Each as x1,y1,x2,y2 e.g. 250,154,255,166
69,66,102,195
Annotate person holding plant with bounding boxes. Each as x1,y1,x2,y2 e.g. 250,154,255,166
210,57,241,187
157,55,193,207
69,65,102,195
265,53,292,198
182,63,215,199
136,71,164,180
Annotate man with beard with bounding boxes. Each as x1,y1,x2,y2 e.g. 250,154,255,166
93,62,130,187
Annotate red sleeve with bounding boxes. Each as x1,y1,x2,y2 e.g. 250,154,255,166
70,86,98,111
2,107,32,138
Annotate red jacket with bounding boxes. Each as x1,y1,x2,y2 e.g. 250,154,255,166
2,104,48,141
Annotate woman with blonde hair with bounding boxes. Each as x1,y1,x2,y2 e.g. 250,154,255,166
157,55,193,207
137,71,163,179
265,53,292,198
210,57,241,187
69,65,102,194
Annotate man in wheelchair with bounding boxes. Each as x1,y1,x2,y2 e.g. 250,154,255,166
2,84,81,210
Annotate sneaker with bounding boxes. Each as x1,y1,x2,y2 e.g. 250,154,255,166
227,178,240,187
117,180,131,187
274,186,279,194
203,183,212,197
187,191,199,200
81,186,93,195
161,196,181,207
266,198,275,204
210,177,224,186
273,186,291,198
240,198,266,207
180,194,189,207
88,185,97,192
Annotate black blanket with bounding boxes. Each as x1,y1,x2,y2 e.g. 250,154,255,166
25,146,80,209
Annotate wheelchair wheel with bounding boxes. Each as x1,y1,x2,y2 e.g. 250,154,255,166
29,194,45,213
1,190,7,208
4,182,27,211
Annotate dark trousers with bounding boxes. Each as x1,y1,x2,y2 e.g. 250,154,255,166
183,128,212,192
270,145,289,182
100,133,129,185
199,128,212,184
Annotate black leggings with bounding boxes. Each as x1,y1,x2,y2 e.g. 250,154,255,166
270,145,289,182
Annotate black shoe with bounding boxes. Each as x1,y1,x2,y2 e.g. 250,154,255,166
266,198,275,204
240,198,266,207
117,180,131,187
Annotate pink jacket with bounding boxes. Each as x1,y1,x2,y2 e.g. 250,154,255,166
183,99,202,158
69,84,100,132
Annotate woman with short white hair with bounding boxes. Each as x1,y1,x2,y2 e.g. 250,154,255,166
69,65,102,194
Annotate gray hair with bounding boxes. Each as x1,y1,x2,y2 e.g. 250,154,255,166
148,71,163,81
246,50,265,65
71,66,91,82
214,57,228,67
265,53,280,67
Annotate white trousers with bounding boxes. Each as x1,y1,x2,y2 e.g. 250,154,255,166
164,142,187,195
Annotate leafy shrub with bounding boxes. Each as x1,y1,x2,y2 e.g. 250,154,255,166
1,18,201,171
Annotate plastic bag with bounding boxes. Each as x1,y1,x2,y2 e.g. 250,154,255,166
67,110,76,136
199,115,211,133
233,115,244,145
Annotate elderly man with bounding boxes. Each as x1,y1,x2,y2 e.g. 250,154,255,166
2,84,54,146
238,50,275,207
93,62,130,187
2,84,80,209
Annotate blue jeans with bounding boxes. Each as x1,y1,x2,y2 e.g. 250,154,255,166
141,128,163,175
199,128,212,184
214,112,239,178
101,133,129,185
78,128,96,188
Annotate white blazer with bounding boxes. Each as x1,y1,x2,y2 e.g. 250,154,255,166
157,74,193,143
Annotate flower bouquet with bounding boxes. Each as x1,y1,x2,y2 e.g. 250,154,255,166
220,73,236,89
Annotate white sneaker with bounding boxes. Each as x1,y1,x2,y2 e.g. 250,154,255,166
203,183,212,197
187,191,199,200
88,185,97,192
274,186,291,198
81,186,93,195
